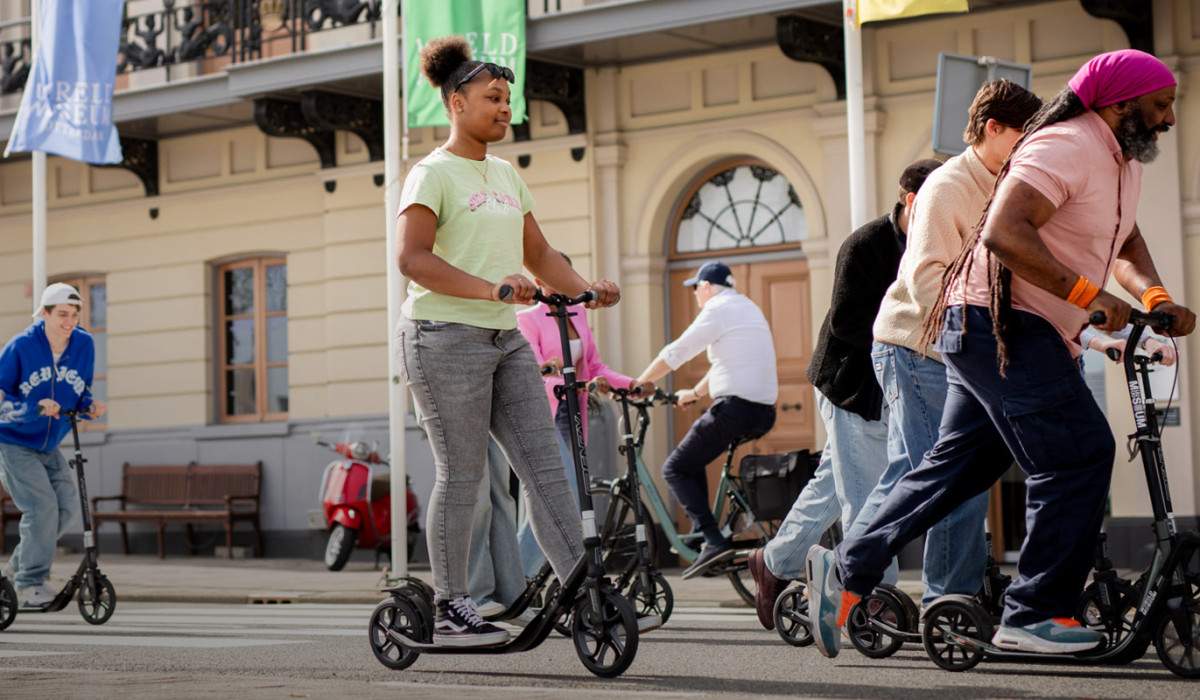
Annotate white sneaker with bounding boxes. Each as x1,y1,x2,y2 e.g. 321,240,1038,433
509,608,538,628
637,614,663,633
475,600,506,618
18,583,56,609
1,559,14,580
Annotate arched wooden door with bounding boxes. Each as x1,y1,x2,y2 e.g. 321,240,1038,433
664,161,817,533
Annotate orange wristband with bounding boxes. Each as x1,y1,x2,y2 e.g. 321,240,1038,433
1141,286,1173,311
1066,276,1100,308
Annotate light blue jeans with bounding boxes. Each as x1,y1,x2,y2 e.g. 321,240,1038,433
857,341,988,606
398,317,583,602
467,438,528,608
0,442,80,590
518,423,579,579
763,390,895,582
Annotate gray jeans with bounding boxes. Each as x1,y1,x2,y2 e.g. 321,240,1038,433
398,317,583,602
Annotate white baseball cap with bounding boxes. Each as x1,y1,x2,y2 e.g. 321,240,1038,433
35,282,82,318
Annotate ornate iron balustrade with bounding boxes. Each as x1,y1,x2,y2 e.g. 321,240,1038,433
0,1,388,95
0,17,32,96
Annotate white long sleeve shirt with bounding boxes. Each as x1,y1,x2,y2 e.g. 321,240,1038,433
658,289,778,405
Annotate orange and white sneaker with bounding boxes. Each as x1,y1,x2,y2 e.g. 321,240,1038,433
991,617,1103,654
805,545,860,658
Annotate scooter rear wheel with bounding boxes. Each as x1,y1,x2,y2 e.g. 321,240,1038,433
1075,577,1144,658
773,584,813,647
571,587,639,678
369,595,426,670
1154,599,1200,678
78,574,116,625
0,577,16,631
922,596,992,672
325,524,358,571
847,586,910,659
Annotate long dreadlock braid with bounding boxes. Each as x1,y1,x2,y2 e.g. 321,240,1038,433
918,87,1088,375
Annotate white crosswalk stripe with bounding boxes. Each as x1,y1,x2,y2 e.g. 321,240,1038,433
0,602,754,657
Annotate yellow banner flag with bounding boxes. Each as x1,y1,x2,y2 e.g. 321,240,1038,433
858,0,969,25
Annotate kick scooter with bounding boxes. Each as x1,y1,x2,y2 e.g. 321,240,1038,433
367,289,640,677
919,309,1200,677
0,408,117,629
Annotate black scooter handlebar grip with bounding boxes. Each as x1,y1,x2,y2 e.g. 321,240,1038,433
497,284,514,301
1089,311,1106,325
540,365,555,376
1105,347,1121,362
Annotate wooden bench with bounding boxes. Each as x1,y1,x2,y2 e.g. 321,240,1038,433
0,479,19,553
91,462,263,558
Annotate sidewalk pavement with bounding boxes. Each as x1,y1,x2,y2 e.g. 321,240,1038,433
24,553,929,607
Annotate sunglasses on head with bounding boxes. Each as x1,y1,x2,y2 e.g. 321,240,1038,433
455,62,516,91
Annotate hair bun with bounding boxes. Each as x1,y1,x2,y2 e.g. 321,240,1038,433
420,36,472,88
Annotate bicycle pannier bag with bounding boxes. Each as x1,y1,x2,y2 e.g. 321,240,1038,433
739,450,819,521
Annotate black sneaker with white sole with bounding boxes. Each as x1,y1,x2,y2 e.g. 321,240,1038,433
433,596,511,647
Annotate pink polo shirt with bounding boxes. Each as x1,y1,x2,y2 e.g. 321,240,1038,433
950,110,1142,357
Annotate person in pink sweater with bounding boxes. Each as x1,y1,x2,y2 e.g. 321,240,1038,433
514,252,652,576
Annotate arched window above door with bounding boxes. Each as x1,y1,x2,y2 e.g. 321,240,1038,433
672,161,806,257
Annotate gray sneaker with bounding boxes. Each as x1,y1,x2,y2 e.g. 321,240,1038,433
18,583,57,609
1,559,14,581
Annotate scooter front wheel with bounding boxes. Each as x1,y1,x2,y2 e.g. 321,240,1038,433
369,595,426,670
1154,598,1200,678
628,570,673,625
78,574,116,625
846,586,909,659
0,577,16,631
572,587,639,678
325,524,358,571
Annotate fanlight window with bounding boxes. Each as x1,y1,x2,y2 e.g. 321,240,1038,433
674,164,806,255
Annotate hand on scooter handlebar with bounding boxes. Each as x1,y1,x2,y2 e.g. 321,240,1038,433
1091,310,1174,364
36,401,88,420
587,376,612,395
540,357,563,376
492,275,537,305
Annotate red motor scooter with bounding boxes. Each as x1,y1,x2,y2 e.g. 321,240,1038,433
317,437,420,571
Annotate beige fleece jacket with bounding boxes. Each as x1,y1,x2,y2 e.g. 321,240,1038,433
873,146,996,358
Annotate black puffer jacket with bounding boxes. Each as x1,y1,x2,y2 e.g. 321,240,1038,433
806,208,905,421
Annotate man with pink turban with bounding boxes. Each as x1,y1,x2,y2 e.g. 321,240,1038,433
806,48,1196,657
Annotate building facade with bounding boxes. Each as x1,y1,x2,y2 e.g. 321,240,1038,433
0,0,1194,566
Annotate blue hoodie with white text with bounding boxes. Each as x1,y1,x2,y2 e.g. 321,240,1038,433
0,320,95,452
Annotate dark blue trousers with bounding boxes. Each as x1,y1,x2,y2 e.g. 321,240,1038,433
836,305,1115,627
662,397,776,534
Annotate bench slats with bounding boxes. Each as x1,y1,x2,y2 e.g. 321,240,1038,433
90,461,263,558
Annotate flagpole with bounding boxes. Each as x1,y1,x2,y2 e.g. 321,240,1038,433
843,0,868,230
383,0,409,575
31,0,46,310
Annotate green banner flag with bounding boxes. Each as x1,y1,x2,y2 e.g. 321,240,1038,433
404,0,526,128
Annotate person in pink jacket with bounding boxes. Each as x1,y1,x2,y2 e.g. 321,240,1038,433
514,252,651,576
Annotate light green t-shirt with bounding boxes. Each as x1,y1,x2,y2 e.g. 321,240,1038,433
399,148,535,329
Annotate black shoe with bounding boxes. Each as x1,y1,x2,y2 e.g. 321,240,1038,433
681,540,735,580
433,596,511,647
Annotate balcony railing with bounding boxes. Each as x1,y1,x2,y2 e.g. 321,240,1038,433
0,0,611,100
0,1,386,98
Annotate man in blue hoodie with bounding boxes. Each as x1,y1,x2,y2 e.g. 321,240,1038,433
0,283,107,609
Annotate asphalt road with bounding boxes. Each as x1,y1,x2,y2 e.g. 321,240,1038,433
0,601,1194,699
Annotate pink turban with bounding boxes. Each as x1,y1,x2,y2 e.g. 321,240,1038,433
1068,49,1176,109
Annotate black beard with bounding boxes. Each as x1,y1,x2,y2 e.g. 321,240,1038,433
1117,103,1163,163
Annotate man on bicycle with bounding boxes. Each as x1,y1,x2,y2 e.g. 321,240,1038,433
808,49,1196,656
635,261,778,579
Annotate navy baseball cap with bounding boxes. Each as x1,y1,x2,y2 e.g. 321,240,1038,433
682,261,734,287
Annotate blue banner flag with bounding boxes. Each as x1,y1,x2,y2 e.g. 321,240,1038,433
3,0,125,164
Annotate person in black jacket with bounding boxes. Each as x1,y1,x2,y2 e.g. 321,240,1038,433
747,158,942,630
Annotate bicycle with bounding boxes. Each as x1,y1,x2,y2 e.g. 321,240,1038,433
589,387,777,606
